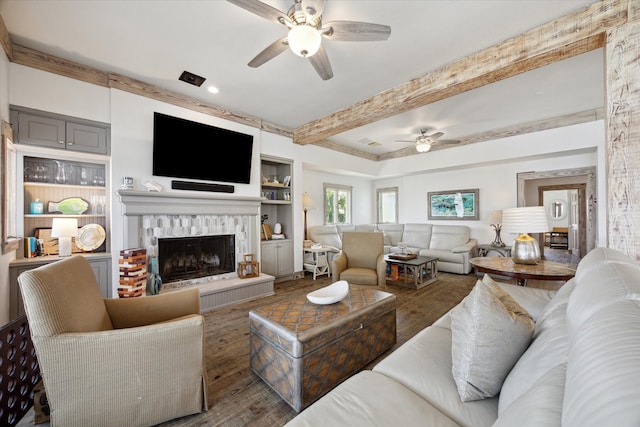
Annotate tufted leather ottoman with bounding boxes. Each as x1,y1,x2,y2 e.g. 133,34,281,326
249,285,396,412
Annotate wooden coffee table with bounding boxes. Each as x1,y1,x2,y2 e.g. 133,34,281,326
384,254,438,289
470,256,576,286
249,285,396,412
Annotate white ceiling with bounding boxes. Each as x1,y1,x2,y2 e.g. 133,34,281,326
0,0,604,157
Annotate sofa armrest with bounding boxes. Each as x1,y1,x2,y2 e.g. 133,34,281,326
331,252,347,282
104,287,201,329
451,239,477,254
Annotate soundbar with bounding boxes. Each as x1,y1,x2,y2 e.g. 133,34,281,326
171,180,235,193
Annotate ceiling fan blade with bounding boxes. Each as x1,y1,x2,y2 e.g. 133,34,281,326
438,139,461,145
308,45,333,80
226,0,291,26
429,132,444,140
301,0,326,19
248,37,289,68
395,139,415,143
321,21,391,42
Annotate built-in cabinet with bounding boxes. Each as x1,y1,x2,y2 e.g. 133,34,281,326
11,106,110,155
260,155,294,281
8,106,112,320
9,254,112,319
261,240,294,280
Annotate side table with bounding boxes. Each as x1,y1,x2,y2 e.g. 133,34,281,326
470,257,576,286
476,244,511,257
303,246,331,280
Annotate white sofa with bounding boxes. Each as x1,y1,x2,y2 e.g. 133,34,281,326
285,247,640,426
308,223,477,274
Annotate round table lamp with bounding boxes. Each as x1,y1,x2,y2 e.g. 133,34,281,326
501,206,550,265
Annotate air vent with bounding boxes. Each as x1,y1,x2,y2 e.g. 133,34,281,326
179,71,206,87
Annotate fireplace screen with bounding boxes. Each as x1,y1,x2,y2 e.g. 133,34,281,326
158,234,235,282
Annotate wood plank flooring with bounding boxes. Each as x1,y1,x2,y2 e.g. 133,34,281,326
160,272,478,427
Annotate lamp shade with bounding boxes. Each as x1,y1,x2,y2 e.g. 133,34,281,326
501,206,550,234
302,192,316,211
488,210,503,225
288,25,321,57
51,218,78,237
51,218,78,257
501,206,550,265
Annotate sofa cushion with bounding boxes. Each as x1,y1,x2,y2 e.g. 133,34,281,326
566,261,640,336
574,246,636,283
283,370,460,427
400,223,432,250
430,225,470,251
450,279,534,402
339,267,379,286
377,223,404,246
373,326,499,427
498,290,569,413
493,363,566,427
308,225,342,249
563,301,640,426
419,248,465,264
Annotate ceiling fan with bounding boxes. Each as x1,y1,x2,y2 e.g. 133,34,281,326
397,129,460,153
226,0,391,80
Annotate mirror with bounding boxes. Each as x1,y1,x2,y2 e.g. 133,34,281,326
547,200,567,220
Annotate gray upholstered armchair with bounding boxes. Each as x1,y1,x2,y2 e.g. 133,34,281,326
18,255,208,426
331,231,386,287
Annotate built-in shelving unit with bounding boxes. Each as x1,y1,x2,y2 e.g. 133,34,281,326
260,155,294,281
8,106,113,320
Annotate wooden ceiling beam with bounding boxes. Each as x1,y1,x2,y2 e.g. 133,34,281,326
7,45,293,137
293,0,627,146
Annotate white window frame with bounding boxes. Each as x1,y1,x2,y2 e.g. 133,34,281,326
324,183,352,225
377,187,399,224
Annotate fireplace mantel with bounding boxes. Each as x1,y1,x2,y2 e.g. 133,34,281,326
116,190,261,255
117,190,262,216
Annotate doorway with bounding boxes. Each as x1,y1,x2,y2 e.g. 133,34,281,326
539,184,586,258
517,166,596,263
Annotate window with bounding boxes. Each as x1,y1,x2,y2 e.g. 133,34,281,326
324,183,352,225
377,187,398,223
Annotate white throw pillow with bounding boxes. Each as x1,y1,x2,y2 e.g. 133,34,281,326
450,279,535,402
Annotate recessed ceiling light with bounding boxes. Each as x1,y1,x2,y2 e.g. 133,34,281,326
207,86,219,94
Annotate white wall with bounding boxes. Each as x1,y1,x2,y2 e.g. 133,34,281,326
10,63,110,122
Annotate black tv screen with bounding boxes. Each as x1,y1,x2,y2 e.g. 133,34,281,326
153,112,254,184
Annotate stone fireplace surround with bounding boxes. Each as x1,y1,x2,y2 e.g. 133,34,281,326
116,190,275,311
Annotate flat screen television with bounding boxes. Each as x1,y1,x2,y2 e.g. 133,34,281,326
153,112,254,184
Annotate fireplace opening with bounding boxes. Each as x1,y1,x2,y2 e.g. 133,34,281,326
158,234,235,283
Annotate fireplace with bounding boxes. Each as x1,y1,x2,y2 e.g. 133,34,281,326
159,234,235,283
117,191,274,311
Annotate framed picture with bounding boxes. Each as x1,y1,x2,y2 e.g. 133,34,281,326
428,189,479,220
2,121,20,253
283,176,291,187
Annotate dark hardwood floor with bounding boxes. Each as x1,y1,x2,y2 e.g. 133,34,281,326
162,272,479,427
19,264,572,427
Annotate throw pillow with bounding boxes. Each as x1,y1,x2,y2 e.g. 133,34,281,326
450,279,535,402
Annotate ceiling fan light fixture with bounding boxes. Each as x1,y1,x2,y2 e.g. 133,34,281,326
288,25,321,57
415,141,431,153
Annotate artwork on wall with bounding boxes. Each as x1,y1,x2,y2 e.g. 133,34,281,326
2,121,20,253
428,189,479,220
